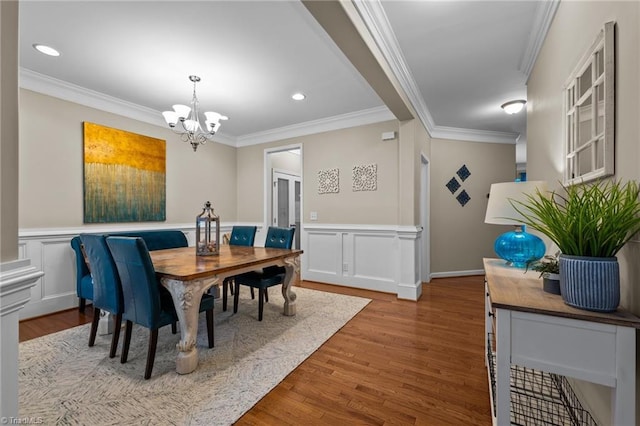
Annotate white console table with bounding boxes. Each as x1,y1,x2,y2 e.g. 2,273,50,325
484,258,640,425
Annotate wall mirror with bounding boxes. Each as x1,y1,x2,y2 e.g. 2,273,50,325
564,21,615,185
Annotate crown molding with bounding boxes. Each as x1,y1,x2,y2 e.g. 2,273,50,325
235,106,395,147
519,0,560,79
430,126,518,144
19,68,391,148
353,0,527,145
352,0,436,135
19,68,237,147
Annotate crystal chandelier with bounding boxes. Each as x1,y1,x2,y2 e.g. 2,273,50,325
162,75,228,151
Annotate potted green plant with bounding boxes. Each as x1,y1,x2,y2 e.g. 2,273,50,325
511,180,640,312
527,253,560,295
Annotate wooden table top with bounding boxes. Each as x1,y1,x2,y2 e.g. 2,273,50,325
483,258,640,328
150,245,303,281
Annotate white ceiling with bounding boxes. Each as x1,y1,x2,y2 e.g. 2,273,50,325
18,1,558,160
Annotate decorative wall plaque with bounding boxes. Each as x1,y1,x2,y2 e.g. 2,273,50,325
352,163,377,192
318,168,339,194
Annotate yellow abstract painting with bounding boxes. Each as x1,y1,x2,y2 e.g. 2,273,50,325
83,122,166,223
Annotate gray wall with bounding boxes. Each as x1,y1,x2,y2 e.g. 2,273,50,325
431,138,516,273
19,90,238,228
527,1,640,423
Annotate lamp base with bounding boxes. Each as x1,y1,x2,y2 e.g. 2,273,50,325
494,225,545,268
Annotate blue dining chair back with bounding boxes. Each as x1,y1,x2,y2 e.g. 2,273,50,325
106,236,214,379
106,237,169,329
233,226,296,321
229,226,257,246
70,236,93,312
222,226,258,311
264,226,295,249
79,234,124,358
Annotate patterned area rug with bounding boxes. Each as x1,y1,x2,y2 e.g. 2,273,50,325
19,286,370,425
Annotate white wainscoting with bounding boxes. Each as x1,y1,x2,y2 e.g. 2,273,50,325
18,222,421,319
17,223,259,320
302,224,422,300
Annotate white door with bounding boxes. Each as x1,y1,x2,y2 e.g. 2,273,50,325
272,171,301,249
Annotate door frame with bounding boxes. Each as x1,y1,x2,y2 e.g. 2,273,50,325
263,143,303,239
420,153,431,283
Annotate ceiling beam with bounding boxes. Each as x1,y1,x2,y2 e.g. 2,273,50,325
301,0,415,122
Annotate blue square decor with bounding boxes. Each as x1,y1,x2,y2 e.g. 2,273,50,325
456,190,471,207
457,164,471,181
445,177,460,194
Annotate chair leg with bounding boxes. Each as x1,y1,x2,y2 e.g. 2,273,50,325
145,329,159,380
79,298,86,313
258,288,265,321
171,322,177,334
222,279,228,311
121,320,133,364
206,309,214,348
250,287,255,299
264,287,269,303
229,280,234,295
109,313,122,358
233,281,240,313
89,307,100,347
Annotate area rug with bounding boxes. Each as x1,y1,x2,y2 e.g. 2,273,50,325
19,286,370,425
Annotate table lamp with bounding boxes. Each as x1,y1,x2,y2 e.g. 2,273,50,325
484,181,547,268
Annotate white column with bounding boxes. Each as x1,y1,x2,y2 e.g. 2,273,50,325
397,226,422,300
0,260,43,417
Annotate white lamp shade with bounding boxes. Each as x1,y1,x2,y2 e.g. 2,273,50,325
172,104,191,119
205,121,221,133
183,119,200,133
485,181,548,225
162,111,178,126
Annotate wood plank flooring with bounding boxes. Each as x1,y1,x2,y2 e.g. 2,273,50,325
18,276,492,425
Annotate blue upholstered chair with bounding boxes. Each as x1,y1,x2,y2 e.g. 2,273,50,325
233,227,295,321
106,236,215,379
71,230,188,313
222,226,257,311
79,234,124,358
71,236,93,313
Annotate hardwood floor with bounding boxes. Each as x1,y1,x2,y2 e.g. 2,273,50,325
18,276,492,425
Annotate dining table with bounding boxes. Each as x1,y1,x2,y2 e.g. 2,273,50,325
149,244,303,374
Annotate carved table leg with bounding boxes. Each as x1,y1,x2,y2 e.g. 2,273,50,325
160,276,219,374
282,257,299,316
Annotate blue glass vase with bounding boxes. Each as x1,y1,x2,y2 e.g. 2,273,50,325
494,225,545,268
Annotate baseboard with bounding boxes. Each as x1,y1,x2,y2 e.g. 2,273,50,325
430,269,485,279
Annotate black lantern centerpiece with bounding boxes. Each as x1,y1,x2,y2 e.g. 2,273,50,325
196,201,220,256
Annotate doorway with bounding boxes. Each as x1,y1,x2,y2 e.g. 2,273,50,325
265,146,302,249
420,154,430,283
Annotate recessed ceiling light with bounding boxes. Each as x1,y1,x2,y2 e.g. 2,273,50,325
291,93,306,101
33,44,60,57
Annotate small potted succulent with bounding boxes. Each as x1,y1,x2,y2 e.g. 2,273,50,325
527,253,560,295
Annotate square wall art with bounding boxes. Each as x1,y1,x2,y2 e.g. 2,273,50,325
352,163,377,191
83,122,166,223
318,168,339,194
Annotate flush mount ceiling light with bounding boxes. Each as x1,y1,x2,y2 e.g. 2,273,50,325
33,43,60,57
501,100,527,114
162,75,228,152
291,93,306,101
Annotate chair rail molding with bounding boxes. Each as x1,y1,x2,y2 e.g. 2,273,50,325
302,223,422,300
16,223,262,320
0,258,44,417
